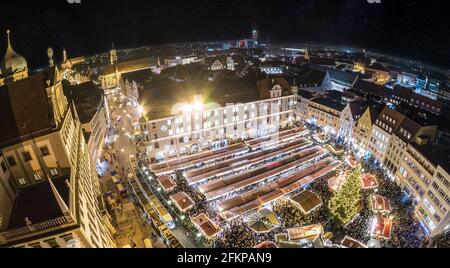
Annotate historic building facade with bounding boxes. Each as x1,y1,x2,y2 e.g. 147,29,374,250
0,46,115,248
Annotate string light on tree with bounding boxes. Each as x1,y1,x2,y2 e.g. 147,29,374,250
328,166,362,224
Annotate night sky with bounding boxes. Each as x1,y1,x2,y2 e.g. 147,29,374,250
0,0,449,68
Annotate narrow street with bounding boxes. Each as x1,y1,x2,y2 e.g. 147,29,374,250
100,90,196,248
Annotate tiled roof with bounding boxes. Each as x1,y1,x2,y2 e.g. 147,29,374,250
413,144,450,175
311,97,347,112
101,57,156,75
327,69,358,85
353,80,392,98
63,81,103,124
0,69,57,146
375,106,406,134
294,69,326,87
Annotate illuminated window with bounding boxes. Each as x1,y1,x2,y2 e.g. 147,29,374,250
18,178,27,186
50,169,59,176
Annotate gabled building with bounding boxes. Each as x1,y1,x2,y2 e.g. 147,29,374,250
300,90,359,138
368,107,406,162
321,69,358,92
354,104,384,153
204,54,241,72
293,68,326,92
367,106,438,168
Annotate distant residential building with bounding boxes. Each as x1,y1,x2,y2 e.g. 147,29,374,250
164,55,198,67
427,79,441,94
205,56,236,71
321,69,358,92
390,85,443,115
397,72,419,89
100,57,156,90
353,62,391,85
352,79,392,103
259,61,284,75
287,68,326,93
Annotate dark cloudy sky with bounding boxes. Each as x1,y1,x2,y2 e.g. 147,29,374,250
0,0,449,68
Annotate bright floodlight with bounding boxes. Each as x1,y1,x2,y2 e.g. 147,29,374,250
193,101,203,111
193,95,204,110
182,104,193,113
138,105,144,114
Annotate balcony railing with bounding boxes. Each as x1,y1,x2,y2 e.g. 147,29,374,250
0,216,73,242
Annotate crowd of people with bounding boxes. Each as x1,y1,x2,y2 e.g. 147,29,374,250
368,164,424,248
212,220,257,248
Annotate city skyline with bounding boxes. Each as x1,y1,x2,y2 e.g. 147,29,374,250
0,0,449,68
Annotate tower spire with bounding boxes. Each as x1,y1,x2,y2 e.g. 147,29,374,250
6,30,11,47
6,29,13,53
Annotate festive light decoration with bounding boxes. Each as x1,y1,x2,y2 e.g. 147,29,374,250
328,166,362,224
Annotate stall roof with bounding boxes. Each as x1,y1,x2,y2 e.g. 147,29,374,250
170,192,195,212
290,190,322,214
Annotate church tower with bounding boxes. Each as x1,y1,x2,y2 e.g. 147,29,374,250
110,43,117,65
0,30,28,84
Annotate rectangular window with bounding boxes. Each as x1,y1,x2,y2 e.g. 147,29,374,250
60,234,74,243
18,178,27,186
40,146,50,156
50,169,59,176
44,239,60,248
7,157,17,167
34,170,44,181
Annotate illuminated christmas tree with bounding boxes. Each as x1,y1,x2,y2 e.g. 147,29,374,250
328,166,362,224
